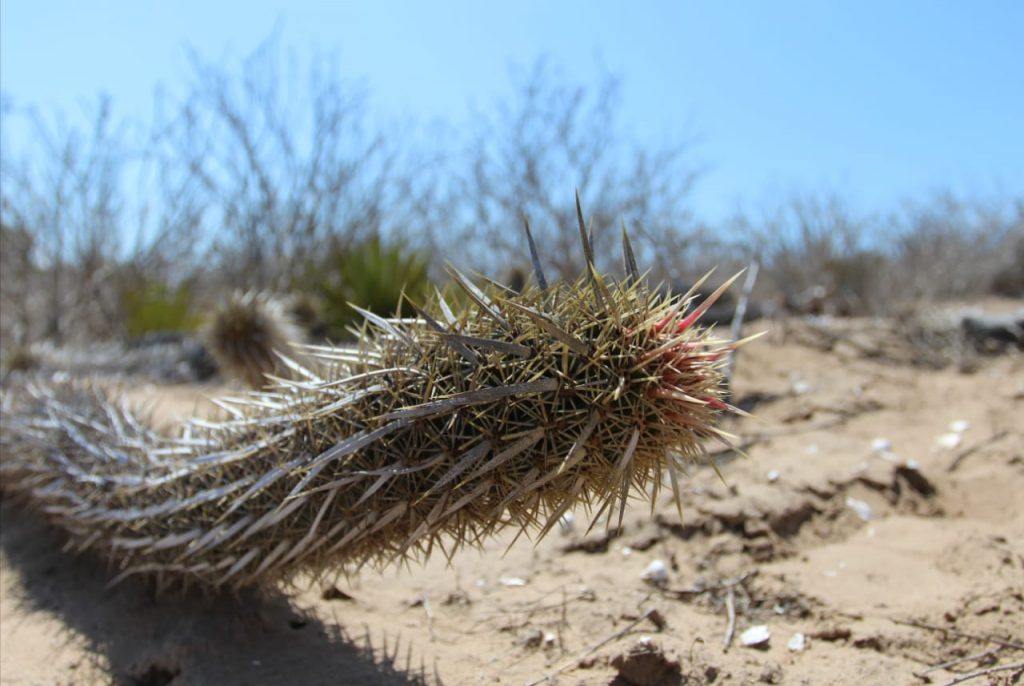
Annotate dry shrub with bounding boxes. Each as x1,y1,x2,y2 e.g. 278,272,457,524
736,192,1022,316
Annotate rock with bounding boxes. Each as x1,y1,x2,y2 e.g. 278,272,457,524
767,500,817,537
642,559,670,585
811,626,852,642
320,586,354,601
610,639,681,686
949,420,970,433
520,628,543,649
845,496,873,521
961,311,1024,349
895,463,937,497
758,663,784,683
562,526,622,554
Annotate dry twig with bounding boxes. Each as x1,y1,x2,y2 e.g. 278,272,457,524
722,587,737,652
890,618,1024,651
947,430,1010,472
915,648,1003,678
525,608,656,686
662,569,758,600
940,661,1024,686
724,261,760,396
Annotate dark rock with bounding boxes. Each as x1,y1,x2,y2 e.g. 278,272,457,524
611,640,681,686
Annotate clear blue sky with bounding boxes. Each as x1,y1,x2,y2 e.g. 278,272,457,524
2,1,1022,221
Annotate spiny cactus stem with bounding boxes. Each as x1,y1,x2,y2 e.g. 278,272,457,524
0,202,753,592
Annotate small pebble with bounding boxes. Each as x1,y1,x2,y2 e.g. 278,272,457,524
937,433,962,449
870,437,892,453
791,380,814,395
787,632,807,652
740,625,771,647
642,559,669,585
845,496,873,521
949,420,970,433
766,469,780,483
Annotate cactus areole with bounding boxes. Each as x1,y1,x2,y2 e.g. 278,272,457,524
0,199,757,591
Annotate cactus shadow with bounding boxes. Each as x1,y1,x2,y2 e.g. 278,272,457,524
0,498,435,685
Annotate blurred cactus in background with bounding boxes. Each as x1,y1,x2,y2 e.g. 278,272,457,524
204,291,306,388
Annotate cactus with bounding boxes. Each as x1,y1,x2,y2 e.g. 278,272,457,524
0,201,757,592
204,291,307,388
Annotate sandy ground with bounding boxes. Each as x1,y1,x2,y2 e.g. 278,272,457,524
1,317,1022,685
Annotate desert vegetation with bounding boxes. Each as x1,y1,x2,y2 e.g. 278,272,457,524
1,39,1022,686
3,42,1020,358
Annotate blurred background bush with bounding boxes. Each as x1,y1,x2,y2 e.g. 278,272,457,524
1,35,1021,348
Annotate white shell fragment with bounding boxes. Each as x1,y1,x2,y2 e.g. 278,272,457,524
641,559,669,584
870,438,892,453
740,625,771,647
845,496,873,522
766,469,780,483
498,576,527,587
949,420,970,433
787,632,807,652
791,380,814,395
937,433,962,450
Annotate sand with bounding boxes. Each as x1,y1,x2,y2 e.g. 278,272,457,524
1,317,1022,685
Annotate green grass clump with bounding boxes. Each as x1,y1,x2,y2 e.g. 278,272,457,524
301,236,431,340
123,281,202,338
